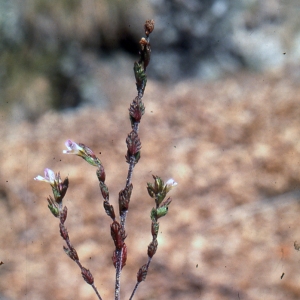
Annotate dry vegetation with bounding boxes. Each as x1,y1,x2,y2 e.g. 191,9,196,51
1,70,300,299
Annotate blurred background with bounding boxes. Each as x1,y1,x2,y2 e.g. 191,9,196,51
1,0,300,299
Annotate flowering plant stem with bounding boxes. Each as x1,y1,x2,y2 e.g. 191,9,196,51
34,20,177,300
61,217,103,300
129,258,151,300
114,20,151,300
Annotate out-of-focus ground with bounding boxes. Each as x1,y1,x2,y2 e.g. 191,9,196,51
1,70,300,299
2,1,300,300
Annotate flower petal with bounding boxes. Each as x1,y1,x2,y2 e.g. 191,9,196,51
34,175,47,182
44,168,56,182
63,139,83,155
34,168,56,184
165,178,177,187
164,178,178,193
65,139,74,150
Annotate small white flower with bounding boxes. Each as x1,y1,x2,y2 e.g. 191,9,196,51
165,178,177,187
165,178,178,193
34,168,56,185
63,139,84,156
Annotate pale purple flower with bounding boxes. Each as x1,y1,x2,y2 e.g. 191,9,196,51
62,139,101,167
34,168,56,185
63,139,84,156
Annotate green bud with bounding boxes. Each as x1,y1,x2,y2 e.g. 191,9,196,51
150,206,168,220
47,196,60,217
82,156,101,167
134,62,145,80
155,206,169,219
99,181,109,200
154,176,164,193
147,183,155,198
51,186,61,203
134,62,147,92
150,197,172,220
48,203,60,217
63,245,79,261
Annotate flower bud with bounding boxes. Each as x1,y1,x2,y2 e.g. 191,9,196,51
47,196,60,218
111,221,125,250
154,175,164,193
148,239,158,258
144,19,155,36
63,140,101,167
81,267,94,285
139,38,151,70
63,245,79,261
134,62,147,93
99,182,109,200
121,243,127,269
96,165,106,183
155,206,169,218
60,206,68,224
125,150,141,165
119,184,133,214
147,183,156,198
150,197,172,221
129,96,145,125
103,200,115,220
112,244,127,269
59,177,69,200
59,223,69,240
126,131,141,156
137,264,148,282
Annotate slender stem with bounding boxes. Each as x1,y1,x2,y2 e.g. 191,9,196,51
115,210,127,300
92,284,103,300
125,155,136,188
129,258,152,300
62,222,103,300
120,211,128,229
132,121,139,133
116,24,152,299
116,111,141,299
146,257,152,268
115,131,138,298
129,282,139,300
115,248,123,300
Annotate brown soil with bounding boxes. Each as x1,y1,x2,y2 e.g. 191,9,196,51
1,71,300,300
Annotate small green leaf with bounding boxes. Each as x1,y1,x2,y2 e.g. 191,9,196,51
155,206,169,218
48,204,59,218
